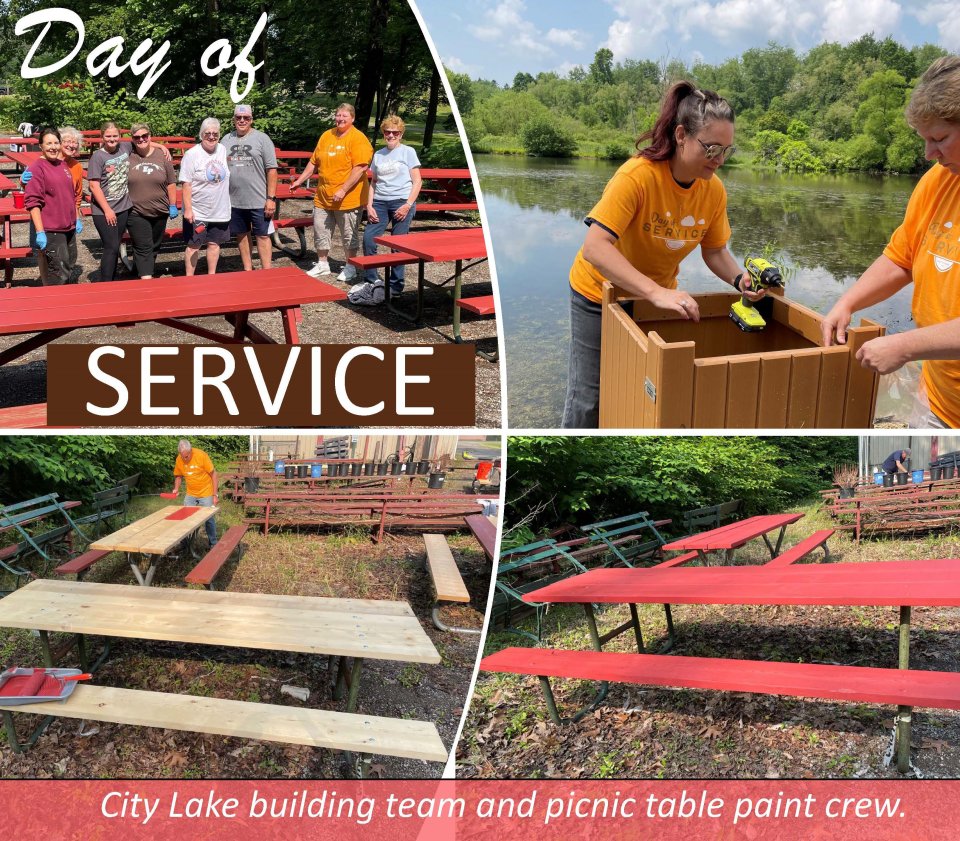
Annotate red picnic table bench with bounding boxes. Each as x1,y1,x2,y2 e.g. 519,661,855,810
0,197,33,285
0,267,346,369
485,556,960,774
0,150,40,172
661,512,805,565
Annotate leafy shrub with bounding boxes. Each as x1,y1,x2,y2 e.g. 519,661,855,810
753,129,789,162
520,118,576,157
601,141,631,160
776,139,826,172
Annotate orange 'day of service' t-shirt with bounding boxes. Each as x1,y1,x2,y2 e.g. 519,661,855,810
884,163,960,427
174,448,215,499
569,156,731,304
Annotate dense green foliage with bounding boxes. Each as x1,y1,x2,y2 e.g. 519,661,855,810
457,35,947,173
520,117,576,157
0,0,450,149
505,436,857,540
0,436,245,503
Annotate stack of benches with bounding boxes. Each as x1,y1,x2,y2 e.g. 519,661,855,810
829,484,960,543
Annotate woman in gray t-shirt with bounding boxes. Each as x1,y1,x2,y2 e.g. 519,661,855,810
87,121,134,281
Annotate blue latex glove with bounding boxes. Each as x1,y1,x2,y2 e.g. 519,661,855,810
75,218,83,234
35,231,47,250
168,204,178,219
20,169,32,185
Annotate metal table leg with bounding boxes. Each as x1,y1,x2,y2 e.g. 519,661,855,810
896,604,912,774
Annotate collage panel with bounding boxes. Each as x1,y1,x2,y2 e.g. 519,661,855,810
417,1,958,431
0,0,500,428
461,434,960,780
0,433,499,779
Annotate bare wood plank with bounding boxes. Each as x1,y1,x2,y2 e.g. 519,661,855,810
1,685,448,762
725,358,761,427
756,354,791,427
816,346,850,428
692,360,728,428
843,323,885,427
786,349,822,428
424,534,470,602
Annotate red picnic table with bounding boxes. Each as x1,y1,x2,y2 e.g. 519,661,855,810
0,267,346,367
0,171,17,194
1,150,40,171
372,227,489,343
515,556,960,771
661,512,804,564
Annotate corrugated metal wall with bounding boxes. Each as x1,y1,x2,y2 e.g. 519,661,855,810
863,435,960,473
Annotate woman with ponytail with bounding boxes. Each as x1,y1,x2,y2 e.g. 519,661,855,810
562,81,763,428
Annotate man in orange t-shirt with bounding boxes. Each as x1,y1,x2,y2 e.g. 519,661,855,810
290,103,373,282
171,439,218,546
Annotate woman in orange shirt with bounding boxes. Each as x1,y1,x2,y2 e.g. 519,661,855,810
823,56,960,428
562,82,763,428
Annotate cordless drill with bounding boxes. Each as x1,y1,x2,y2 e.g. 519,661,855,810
729,257,784,332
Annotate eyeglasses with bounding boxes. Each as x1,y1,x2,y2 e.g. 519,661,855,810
132,134,150,142
696,138,736,160
202,132,220,138
234,115,252,122
383,130,402,136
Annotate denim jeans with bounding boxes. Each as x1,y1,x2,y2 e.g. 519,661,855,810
185,494,218,546
362,199,416,293
561,286,603,429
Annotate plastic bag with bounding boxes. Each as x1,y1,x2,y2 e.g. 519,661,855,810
876,361,944,428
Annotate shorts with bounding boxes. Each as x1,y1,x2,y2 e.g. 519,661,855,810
183,219,230,248
312,207,362,252
230,207,270,237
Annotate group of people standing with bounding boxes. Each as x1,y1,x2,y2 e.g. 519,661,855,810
21,102,424,305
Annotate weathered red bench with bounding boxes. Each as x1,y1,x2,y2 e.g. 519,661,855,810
456,294,495,316
481,646,960,774
415,203,478,213
465,513,497,562
0,244,34,285
0,402,47,428
184,524,248,589
54,549,112,581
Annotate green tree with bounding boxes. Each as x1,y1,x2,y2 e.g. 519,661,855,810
520,117,575,156
856,69,908,152
589,48,614,86
512,71,535,92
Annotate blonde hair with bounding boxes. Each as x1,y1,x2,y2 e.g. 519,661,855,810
336,103,356,118
380,115,405,133
906,56,960,127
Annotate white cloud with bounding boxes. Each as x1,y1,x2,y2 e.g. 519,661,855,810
546,28,585,48
469,25,501,42
515,32,553,55
819,0,901,43
913,2,960,52
443,55,474,73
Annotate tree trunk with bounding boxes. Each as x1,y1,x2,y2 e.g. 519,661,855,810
422,66,440,149
354,0,390,133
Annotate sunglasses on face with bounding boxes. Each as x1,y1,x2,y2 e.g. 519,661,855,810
383,130,402,137
202,132,220,138
132,134,150,142
696,138,736,160
234,115,252,122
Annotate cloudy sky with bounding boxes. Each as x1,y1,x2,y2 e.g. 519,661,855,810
414,0,956,83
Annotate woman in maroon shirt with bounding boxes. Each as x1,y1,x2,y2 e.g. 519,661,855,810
23,126,82,285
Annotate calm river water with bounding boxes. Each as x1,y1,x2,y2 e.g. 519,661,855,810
477,155,919,428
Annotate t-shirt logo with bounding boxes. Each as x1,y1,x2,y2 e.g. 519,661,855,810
927,219,960,273
645,210,707,250
228,143,254,166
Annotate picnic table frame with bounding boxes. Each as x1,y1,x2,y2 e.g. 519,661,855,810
0,267,346,367
0,494,84,579
373,227,487,342
661,512,805,565
90,505,218,586
521,556,960,769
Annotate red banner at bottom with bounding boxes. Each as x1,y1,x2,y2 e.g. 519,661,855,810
1,779,949,840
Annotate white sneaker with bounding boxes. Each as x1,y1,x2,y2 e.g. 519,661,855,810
306,260,331,277
337,264,357,282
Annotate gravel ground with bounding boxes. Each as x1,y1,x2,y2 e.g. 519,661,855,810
0,201,501,428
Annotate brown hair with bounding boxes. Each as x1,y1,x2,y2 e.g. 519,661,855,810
380,115,405,133
906,55,960,128
635,81,734,160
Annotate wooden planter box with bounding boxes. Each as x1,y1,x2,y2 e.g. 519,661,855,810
599,282,884,429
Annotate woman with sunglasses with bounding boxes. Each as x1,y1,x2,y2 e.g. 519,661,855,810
23,127,80,285
125,121,178,278
562,81,762,428
179,118,231,275
353,115,423,305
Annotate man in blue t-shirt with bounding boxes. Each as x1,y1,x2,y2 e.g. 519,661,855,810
881,447,911,475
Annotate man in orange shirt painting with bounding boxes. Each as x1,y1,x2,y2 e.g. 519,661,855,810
171,438,219,547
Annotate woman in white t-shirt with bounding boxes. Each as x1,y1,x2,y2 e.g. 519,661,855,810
179,117,232,275
357,115,422,302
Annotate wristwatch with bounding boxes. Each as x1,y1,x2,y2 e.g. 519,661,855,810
732,272,744,291
267,196,276,202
